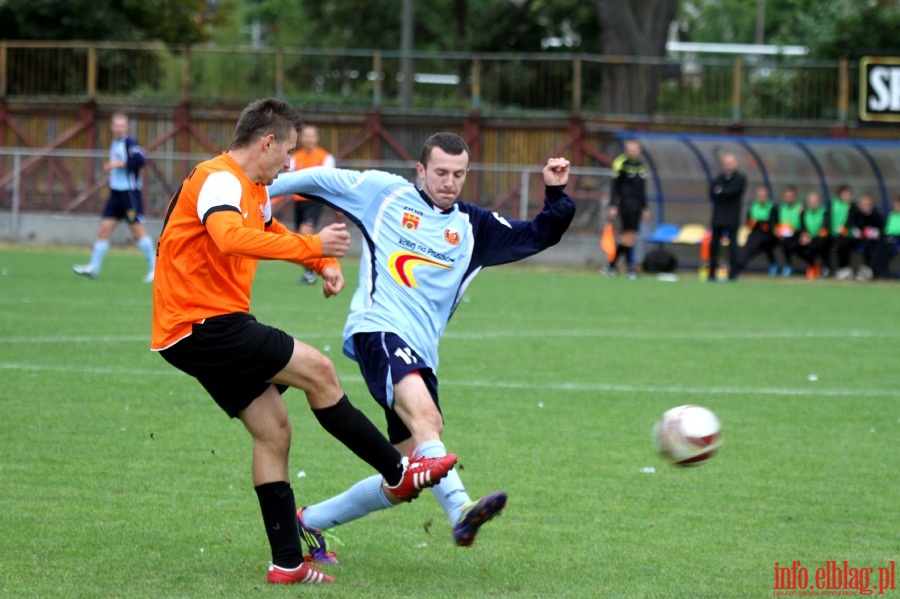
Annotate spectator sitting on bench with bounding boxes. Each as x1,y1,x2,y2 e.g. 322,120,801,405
736,184,779,277
874,196,900,280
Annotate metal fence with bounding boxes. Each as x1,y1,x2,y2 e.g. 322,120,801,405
0,147,614,240
0,41,856,126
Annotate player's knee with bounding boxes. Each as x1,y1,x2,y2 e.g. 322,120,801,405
299,350,342,404
415,407,444,438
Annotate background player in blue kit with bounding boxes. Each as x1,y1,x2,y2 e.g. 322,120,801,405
73,113,156,282
268,132,575,560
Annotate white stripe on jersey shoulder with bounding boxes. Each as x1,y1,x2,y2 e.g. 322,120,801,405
492,212,512,228
349,170,373,191
371,186,411,242
197,170,243,221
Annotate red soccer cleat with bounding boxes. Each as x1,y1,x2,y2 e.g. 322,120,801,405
384,453,458,501
267,562,335,584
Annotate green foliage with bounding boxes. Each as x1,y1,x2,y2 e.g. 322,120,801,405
1,246,898,598
801,3,900,59
232,0,602,54
678,0,900,59
0,0,230,43
678,0,825,45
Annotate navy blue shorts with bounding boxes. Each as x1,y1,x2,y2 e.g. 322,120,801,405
294,200,323,229
102,189,146,224
352,331,441,445
160,313,294,418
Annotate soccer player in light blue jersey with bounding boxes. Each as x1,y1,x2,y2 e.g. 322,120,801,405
268,132,575,559
73,113,156,282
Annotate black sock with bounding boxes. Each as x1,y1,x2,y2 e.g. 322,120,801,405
254,481,302,568
625,245,635,270
312,395,404,486
614,245,627,267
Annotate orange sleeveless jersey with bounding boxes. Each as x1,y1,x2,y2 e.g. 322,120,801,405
151,152,338,350
290,147,333,202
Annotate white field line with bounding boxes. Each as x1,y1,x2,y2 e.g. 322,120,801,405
0,329,893,344
1,361,899,398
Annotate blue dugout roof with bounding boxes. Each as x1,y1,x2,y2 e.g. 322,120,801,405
614,132,900,223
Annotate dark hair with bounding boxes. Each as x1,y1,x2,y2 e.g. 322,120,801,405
836,184,852,195
419,132,470,167
783,184,797,193
231,98,303,150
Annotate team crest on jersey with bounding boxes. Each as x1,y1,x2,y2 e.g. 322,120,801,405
402,211,420,230
443,228,460,246
258,202,265,220
389,250,452,288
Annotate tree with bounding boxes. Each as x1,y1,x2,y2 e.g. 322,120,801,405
0,0,231,96
0,0,227,43
590,0,679,116
797,2,900,59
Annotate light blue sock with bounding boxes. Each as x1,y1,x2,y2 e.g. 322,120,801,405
415,440,472,526
136,236,155,272
89,240,110,274
301,474,393,531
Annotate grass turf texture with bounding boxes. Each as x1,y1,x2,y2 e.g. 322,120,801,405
0,245,897,598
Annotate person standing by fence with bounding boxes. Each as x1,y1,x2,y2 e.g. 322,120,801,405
707,152,746,281
604,139,649,279
73,113,156,282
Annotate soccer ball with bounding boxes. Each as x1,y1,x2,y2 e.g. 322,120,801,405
653,405,722,466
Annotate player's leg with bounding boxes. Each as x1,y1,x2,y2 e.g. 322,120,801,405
298,376,446,540
391,371,506,547
707,227,723,279
617,204,641,277
727,228,740,279
158,319,332,584
763,236,779,276
780,237,796,276
72,191,119,279
269,338,437,487
296,201,323,284
125,191,156,281
239,386,332,583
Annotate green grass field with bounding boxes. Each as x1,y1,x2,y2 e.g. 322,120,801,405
1,245,897,598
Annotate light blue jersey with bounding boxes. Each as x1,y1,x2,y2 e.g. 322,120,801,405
109,137,143,191
268,167,575,374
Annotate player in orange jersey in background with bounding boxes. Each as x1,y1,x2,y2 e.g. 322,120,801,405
289,125,336,284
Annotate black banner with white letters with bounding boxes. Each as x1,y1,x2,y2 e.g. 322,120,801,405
859,56,900,124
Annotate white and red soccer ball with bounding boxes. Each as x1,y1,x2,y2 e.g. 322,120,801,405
653,405,722,466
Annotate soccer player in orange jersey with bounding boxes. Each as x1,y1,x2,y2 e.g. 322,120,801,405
150,98,456,585
289,125,335,284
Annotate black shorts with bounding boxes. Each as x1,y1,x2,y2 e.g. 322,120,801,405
102,189,146,224
294,200,323,230
159,313,294,418
352,331,441,445
618,201,643,232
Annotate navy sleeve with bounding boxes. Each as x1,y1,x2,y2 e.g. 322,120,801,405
466,185,576,268
125,137,145,171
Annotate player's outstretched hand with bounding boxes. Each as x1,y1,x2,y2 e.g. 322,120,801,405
320,267,345,298
543,157,570,187
317,223,350,258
